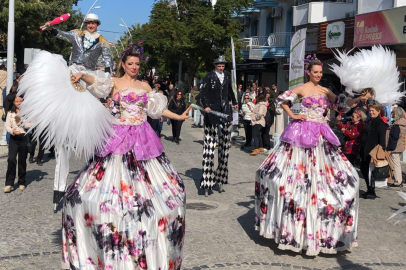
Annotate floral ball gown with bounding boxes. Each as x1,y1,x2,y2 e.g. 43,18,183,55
255,91,359,256
62,88,186,269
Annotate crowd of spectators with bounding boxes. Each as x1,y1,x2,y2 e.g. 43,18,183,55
335,90,406,199
237,82,281,156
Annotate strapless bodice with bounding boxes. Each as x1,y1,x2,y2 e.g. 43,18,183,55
299,94,329,123
110,88,149,126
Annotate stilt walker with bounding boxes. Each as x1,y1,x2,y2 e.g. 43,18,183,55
199,56,238,196
43,13,113,212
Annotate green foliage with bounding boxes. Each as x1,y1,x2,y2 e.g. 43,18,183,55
0,0,83,71
130,0,253,89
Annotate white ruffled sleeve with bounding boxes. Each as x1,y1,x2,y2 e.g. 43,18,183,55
147,92,168,119
86,70,114,98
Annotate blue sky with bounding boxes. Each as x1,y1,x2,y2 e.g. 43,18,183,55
74,0,155,43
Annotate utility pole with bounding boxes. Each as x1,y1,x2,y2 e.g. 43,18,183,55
1,0,15,145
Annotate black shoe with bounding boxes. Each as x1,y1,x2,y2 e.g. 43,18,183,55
37,160,43,166
29,156,36,164
389,183,403,188
363,190,376,199
175,138,180,144
191,124,198,128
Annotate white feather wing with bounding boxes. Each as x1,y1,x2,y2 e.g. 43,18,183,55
330,45,404,105
18,51,114,159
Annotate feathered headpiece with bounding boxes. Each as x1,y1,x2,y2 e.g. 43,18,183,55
304,54,323,72
120,40,149,61
330,45,404,105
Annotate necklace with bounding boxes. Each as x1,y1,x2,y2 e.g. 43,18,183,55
83,31,100,51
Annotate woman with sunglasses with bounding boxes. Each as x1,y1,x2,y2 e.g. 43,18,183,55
168,90,186,144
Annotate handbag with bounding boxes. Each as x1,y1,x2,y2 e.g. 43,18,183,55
372,165,390,179
1,108,6,122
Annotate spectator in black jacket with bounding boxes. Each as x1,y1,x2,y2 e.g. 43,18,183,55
262,97,277,153
359,104,387,199
168,90,186,144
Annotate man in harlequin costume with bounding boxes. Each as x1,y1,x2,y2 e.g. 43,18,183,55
199,55,238,197
44,13,113,212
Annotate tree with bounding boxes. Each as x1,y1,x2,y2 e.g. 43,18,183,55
137,0,253,91
0,0,83,72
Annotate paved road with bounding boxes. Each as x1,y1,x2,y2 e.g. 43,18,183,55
0,120,405,270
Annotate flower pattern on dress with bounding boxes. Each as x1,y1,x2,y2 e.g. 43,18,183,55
62,150,185,269
255,93,359,256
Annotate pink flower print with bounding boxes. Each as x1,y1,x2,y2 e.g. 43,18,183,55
346,216,354,226
113,92,120,102
304,97,312,106
139,255,148,269
325,204,334,215
112,231,120,246
110,185,119,194
86,257,96,265
260,202,268,214
279,186,286,196
127,104,140,116
166,196,178,210
127,92,138,103
95,169,105,181
84,213,98,227
111,106,118,114
163,182,169,189
311,193,317,205
295,207,306,221
158,217,168,232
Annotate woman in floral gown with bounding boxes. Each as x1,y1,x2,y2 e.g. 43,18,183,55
255,60,371,256
62,51,190,269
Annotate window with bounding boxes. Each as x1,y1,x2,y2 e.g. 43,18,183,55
251,20,258,36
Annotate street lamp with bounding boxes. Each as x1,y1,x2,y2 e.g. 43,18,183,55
111,45,119,58
115,36,125,50
119,18,132,39
80,0,101,30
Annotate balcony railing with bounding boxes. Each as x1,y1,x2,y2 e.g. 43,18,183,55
241,33,293,49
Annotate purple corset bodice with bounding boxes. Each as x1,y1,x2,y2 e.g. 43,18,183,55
99,88,164,160
279,94,340,148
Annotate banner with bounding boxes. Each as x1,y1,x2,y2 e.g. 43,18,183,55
231,37,237,100
354,6,406,46
231,37,238,125
289,28,306,88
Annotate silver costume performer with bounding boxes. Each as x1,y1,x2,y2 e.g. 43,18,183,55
49,28,113,209
50,28,113,71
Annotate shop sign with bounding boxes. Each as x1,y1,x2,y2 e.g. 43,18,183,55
326,21,345,48
354,6,406,46
249,49,263,60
